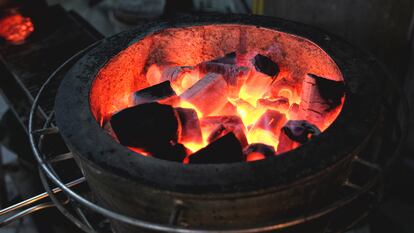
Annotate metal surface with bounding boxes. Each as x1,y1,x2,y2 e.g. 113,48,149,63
0,202,56,227
0,177,85,217
21,37,407,233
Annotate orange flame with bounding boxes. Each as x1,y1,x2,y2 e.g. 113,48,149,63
135,63,344,161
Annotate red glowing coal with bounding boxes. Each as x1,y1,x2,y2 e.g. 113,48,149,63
0,13,34,44
90,24,345,163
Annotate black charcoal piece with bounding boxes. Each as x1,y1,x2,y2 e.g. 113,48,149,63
244,143,275,158
133,81,176,105
175,107,203,144
110,102,179,149
252,54,279,77
282,120,321,144
188,133,243,164
151,143,188,163
309,73,345,110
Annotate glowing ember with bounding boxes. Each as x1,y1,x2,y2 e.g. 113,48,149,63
246,152,266,162
107,51,344,163
0,13,34,44
92,25,346,163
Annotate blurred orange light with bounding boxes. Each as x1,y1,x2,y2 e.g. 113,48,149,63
0,13,34,44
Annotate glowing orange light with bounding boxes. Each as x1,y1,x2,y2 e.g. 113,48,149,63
180,73,200,92
278,88,292,99
90,25,346,163
246,128,279,149
246,152,266,161
177,99,203,118
184,141,207,153
128,146,150,156
146,64,162,86
0,13,34,44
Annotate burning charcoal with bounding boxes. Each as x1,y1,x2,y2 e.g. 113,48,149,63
228,98,265,126
151,143,188,163
133,81,176,105
201,115,248,148
257,97,290,113
179,71,201,91
299,74,345,125
276,129,298,155
310,74,345,110
288,103,299,120
246,127,278,149
180,73,228,116
158,95,180,106
229,97,256,112
198,62,236,77
252,54,279,77
146,64,162,86
227,67,250,98
276,120,320,154
253,110,287,134
214,101,238,116
110,103,179,150
198,53,248,86
207,124,227,142
198,62,249,96
160,66,195,83
207,123,248,148
239,72,275,101
200,115,244,128
200,115,244,133
209,52,237,64
245,152,266,161
175,107,203,144
244,143,275,159
281,120,321,144
146,65,200,95
188,133,243,164
247,110,286,150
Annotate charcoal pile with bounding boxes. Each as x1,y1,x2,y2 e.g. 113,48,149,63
103,51,345,164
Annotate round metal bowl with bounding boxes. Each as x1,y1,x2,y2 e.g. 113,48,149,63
54,14,384,232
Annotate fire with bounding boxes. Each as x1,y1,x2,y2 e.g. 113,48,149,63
228,98,265,126
91,25,346,163
127,146,150,156
246,128,279,149
166,64,290,155
184,141,207,153
246,152,266,161
178,100,203,118
0,13,34,44
167,68,283,153
119,51,345,162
